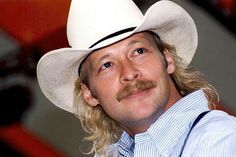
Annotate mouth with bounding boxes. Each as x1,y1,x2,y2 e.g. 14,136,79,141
125,88,152,100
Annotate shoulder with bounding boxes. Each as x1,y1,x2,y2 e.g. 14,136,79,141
184,110,236,156
196,110,236,133
191,110,236,140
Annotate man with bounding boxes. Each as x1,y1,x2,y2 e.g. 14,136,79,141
37,0,236,156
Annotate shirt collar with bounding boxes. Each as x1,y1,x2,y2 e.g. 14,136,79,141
118,89,209,155
118,132,135,156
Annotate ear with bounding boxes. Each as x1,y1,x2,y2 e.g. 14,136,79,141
80,83,99,107
163,50,175,74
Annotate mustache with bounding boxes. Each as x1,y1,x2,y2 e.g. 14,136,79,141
116,80,157,102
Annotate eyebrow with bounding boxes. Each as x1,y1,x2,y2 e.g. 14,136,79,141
96,54,111,64
128,37,150,46
94,41,142,63
127,40,142,46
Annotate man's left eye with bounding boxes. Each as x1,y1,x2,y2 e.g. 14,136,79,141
136,48,144,54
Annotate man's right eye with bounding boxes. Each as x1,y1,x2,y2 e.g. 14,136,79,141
100,62,113,70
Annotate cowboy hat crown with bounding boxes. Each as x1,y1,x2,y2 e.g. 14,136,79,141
67,0,143,49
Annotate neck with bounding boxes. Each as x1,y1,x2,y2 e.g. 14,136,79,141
121,108,165,137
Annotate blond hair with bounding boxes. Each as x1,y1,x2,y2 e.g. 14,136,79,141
73,33,219,156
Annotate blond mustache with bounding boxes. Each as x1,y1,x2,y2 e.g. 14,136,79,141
116,80,157,102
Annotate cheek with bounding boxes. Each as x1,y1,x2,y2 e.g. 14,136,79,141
141,60,167,80
92,78,120,102
141,53,166,70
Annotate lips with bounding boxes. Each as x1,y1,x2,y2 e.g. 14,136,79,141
125,88,150,99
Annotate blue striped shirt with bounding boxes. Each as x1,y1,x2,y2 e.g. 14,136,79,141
96,90,236,157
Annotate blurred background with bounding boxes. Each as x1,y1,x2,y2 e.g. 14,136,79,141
0,0,235,157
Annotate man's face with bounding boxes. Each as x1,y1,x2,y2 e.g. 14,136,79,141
81,32,177,134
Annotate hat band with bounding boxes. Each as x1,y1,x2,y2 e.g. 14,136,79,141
89,27,136,48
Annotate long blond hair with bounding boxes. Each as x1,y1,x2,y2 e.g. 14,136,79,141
73,32,219,156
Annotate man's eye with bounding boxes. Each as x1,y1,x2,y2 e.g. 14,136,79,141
136,48,144,54
101,62,112,70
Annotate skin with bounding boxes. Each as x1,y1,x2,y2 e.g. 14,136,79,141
81,32,182,136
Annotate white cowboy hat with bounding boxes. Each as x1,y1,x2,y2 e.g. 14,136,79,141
37,0,198,113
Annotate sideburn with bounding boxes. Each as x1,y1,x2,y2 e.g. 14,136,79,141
79,63,98,99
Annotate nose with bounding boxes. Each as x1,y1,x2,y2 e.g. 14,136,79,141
120,59,141,84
